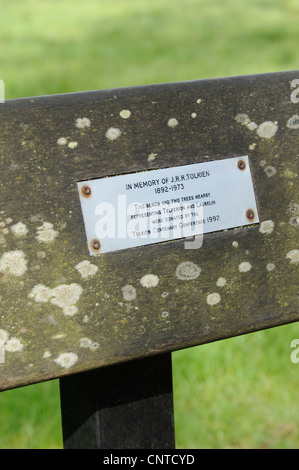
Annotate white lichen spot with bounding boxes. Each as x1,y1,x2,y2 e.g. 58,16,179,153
75,260,98,279
36,222,59,243
51,283,83,311
148,153,157,162
79,337,93,348
266,263,275,271
119,110,131,119
0,250,27,276
176,261,201,280
259,159,267,167
29,284,53,303
68,141,78,149
167,118,179,128
0,330,23,360
75,117,91,128
0,329,9,346
54,352,78,369
161,311,169,318
5,338,23,352
249,143,257,150
57,137,68,146
122,285,137,301
232,241,239,248
259,220,274,235
286,249,299,265
238,261,252,273
286,115,299,130
106,127,122,140
29,282,82,316
79,337,99,349
235,113,250,125
247,121,258,131
140,274,159,288
256,121,278,139
207,293,221,306
264,165,276,177
216,277,227,287
191,112,197,118
62,305,78,316
43,351,51,358
196,98,202,104
10,222,28,237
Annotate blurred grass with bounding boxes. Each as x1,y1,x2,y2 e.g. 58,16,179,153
0,0,298,449
173,325,299,449
0,381,62,449
1,0,299,98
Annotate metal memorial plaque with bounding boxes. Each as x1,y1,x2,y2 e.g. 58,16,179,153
77,156,259,255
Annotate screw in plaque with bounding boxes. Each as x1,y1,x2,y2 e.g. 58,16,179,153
237,159,246,171
91,239,101,252
81,185,92,198
246,209,255,221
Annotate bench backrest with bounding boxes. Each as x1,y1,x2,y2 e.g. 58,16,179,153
0,71,298,391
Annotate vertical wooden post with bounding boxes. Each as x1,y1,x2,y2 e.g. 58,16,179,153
59,353,175,449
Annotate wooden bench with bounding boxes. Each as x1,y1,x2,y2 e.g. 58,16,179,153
0,71,298,449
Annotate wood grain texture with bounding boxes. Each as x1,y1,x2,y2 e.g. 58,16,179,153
0,71,298,390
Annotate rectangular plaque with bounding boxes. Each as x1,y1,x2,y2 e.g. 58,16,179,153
77,156,259,255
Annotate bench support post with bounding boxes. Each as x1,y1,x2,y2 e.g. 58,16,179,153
59,353,175,449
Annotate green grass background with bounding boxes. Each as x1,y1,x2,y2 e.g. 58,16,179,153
0,0,299,449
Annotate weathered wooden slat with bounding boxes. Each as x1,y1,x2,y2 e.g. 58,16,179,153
0,71,298,391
